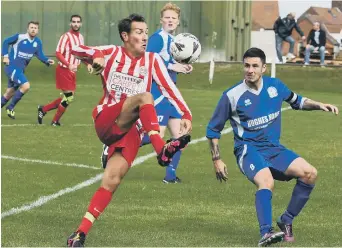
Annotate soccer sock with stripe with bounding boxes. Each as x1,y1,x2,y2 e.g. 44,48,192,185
1,96,10,108
139,104,165,154
77,187,112,235
255,189,273,236
281,179,315,224
42,97,62,112
7,90,24,110
52,100,68,123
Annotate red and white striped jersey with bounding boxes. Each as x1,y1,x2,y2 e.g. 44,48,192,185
56,30,84,68
71,44,192,121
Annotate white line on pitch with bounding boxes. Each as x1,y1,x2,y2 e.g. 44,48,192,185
1,155,101,170
1,107,290,219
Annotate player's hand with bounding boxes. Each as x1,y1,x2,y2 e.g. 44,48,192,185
68,64,78,72
179,119,192,135
3,57,9,65
185,64,193,74
87,64,94,74
48,59,55,65
320,103,339,115
169,63,191,74
213,159,228,182
92,57,105,75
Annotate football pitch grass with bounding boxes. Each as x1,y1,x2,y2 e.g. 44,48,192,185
1,61,342,247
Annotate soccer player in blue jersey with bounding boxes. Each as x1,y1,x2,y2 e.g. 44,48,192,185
206,48,339,247
101,3,193,183
143,3,192,183
1,21,54,119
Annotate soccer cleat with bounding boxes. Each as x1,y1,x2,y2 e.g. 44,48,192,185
277,216,294,242
101,144,109,169
37,105,46,124
67,231,86,247
162,177,182,184
258,230,284,247
157,134,191,167
51,121,61,127
6,108,15,119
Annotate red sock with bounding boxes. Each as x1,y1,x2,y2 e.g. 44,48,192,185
52,103,67,122
77,187,112,235
42,98,62,112
139,104,165,154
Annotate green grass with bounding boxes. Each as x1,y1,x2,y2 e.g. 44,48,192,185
1,60,342,247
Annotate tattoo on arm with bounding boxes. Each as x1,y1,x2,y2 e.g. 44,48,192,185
209,139,221,161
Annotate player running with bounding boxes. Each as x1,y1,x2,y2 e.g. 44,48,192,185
66,14,192,247
206,48,338,247
1,21,55,119
38,15,91,126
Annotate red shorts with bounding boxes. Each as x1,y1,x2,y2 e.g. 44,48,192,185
56,65,76,91
94,100,142,167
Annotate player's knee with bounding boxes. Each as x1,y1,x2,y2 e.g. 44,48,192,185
139,92,154,105
303,166,318,184
102,175,121,192
20,82,30,93
63,92,74,104
256,176,274,191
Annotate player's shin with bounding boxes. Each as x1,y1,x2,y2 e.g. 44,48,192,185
139,104,165,154
6,90,24,110
281,179,315,224
1,96,10,108
165,150,182,180
77,187,112,235
42,97,62,112
255,189,273,236
52,100,68,123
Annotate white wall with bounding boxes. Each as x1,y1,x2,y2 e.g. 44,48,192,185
251,30,278,63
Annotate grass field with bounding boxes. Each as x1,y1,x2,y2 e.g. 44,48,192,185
1,61,342,247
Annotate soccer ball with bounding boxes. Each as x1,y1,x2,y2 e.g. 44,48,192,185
170,33,201,64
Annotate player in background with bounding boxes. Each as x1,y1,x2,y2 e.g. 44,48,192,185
102,3,193,183
37,15,92,126
66,14,192,247
206,48,338,247
1,21,54,119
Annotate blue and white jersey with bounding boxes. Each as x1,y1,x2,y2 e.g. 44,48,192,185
146,28,177,103
206,76,306,147
2,33,50,70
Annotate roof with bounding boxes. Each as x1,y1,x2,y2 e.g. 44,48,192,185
251,1,279,30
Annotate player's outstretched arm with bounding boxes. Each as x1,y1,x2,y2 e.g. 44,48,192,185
302,98,339,115
35,40,54,66
208,138,228,182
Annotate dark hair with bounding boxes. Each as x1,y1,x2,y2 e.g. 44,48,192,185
118,14,146,41
27,21,39,27
70,14,82,22
243,47,266,64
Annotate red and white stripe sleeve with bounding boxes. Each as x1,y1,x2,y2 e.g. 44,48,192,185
71,45,116,60
152,53,192,121
56,34,68,54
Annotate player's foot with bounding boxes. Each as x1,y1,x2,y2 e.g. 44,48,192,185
67,231,86,247
51,121,61,127
101,144,109,169
157,134,191,167
162,177,182,184
37,105,46,124
6,108,15,119
258,230,284,247
277,216,294,242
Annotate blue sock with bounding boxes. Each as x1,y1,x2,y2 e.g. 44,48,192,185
281,179,315,224
7,90,24,110
165,150,182,180
1,96,9,108
255,189,273,237
140,134,151,147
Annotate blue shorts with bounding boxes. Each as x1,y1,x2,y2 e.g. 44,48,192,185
5,66,29,89
234,143,299,182
154,97,181,126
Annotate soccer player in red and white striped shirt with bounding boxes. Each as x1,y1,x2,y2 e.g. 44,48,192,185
66,14,192,247
38,14,92,126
